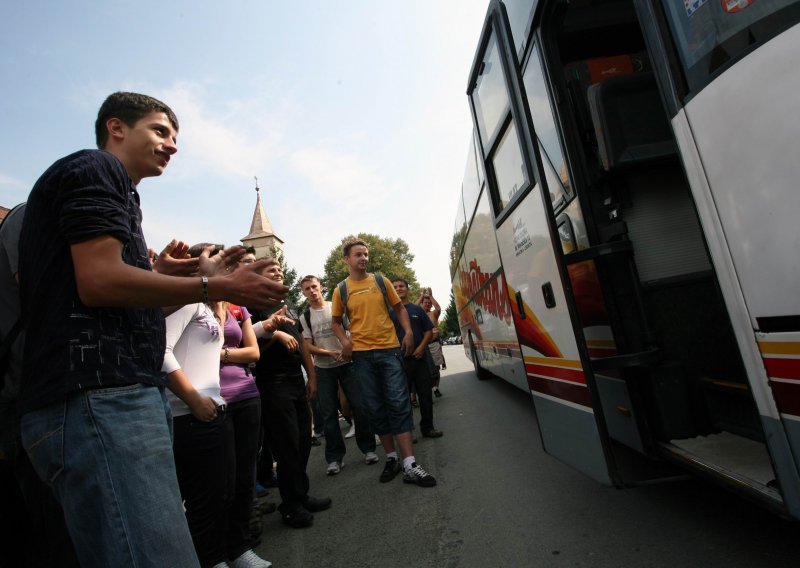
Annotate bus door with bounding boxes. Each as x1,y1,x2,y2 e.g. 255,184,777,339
467,1,614,485
525,0,794,513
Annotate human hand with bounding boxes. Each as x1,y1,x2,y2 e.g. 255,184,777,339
199,245,245,277
412,346,425,360
189,395,218,422
306,377,317,400
401,334,415,357
275,330,299,351
330,350,344,362
262,306,292,332
150,240,199,277
221,258,289,308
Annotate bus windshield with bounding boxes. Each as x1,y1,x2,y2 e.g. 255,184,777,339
660,0,799,95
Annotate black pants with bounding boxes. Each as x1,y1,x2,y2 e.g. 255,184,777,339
224,397,261,559
173,411,232,567
260,380,311,514
404,355,435,433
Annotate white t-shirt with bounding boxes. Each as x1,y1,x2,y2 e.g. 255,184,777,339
162,303,225,417
302,302,348,369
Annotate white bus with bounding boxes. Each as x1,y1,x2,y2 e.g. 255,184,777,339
451,0,800,518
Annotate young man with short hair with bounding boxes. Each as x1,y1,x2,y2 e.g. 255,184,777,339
391,278,444,439
331,239,436,487
300,275,378,476
18,92,288,568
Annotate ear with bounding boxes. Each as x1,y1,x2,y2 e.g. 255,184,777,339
106,117,127,144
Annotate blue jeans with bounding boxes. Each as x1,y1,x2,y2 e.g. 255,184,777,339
316,364,376,463
351,348,413,435
21,384,199,568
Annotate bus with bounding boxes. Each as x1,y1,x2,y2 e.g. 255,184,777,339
450,0,800,519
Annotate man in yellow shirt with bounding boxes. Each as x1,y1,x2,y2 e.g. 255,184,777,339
331,239,436,487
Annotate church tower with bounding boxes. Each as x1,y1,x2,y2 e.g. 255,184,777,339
241,177,284,259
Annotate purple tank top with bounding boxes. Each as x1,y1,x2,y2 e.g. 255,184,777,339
219,306,261,403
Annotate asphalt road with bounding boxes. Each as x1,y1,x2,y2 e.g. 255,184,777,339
255,345,798,568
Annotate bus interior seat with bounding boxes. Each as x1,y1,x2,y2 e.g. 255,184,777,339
564,52,650,148
586,72,676,171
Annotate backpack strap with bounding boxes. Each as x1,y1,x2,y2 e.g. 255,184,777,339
337,279,349,320
372,273,392,312
303,309,314,343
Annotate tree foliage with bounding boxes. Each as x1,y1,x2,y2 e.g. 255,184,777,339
322,233,419,300
442,291,460,338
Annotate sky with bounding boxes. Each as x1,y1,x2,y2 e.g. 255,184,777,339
0,0,489,302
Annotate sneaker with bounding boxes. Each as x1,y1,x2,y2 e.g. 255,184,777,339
422,429,444,438
313,430,324,438
364,451,379,465
212,563,230,568
326,461,342,476
379,458,402,483
344,423,356,438
230,549,272,568
434,388,442,398
403,462,437,487
310,436,321,447
281,507,314,528
303,495,332,512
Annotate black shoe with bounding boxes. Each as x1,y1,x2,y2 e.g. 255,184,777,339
422,429,444,438
379,458,401,483
403,462,437,487
281,507,314,528
303,496,332,512
310,436,321,447
433,388,442,398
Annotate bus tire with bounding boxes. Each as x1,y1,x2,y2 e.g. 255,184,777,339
470,337,491,381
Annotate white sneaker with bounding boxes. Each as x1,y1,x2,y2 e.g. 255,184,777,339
212,564,229,568
345,423,356,438
230,549,272,568
326,460,343,476
364,451,379,465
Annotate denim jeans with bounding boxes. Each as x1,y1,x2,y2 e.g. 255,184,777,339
20,383,199,568
316,364,376,463
351,348,414,435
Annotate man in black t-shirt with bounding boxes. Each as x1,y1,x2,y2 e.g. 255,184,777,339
390,279,444,439
18,92,289,568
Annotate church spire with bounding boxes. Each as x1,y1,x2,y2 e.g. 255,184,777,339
241,177,284,256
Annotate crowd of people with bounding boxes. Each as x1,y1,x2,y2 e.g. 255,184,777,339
0,92,449,568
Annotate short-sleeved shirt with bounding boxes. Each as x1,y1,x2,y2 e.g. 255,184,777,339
330,274,401,352
18,150,167,414
219,306,260,403
301,302,347,369
391,302,434,357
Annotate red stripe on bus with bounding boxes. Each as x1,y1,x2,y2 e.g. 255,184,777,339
768,380,800,417
763,358,800,381
528,375,594,409
525,363,586,384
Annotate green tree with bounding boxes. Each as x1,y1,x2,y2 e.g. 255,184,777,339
322,233,419,300
442,291,460,337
